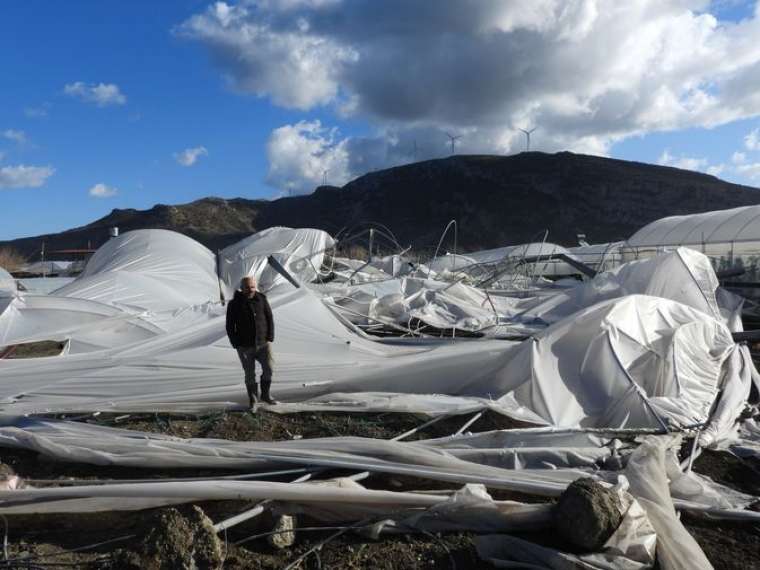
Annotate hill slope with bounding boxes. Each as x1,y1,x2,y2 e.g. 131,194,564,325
4,152,760,258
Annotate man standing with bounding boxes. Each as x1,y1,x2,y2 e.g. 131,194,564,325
226,276,276,407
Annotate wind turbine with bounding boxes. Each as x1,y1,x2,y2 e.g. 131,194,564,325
322,169,328,185
445,132,462,155
519,127,537,152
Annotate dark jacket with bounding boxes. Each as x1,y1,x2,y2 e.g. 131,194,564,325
226,290,275,348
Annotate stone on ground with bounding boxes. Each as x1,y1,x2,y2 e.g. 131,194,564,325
554,477,623,551
267,514,296,549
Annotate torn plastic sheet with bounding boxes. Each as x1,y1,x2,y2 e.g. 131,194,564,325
0,418,754,513
348,248,743,343
423,428,632,469
0,417,586,496
513,248,727,329
0,294,161,350
624,435,712,570
699,344,754,448
218,226,334,297
479,295,736,430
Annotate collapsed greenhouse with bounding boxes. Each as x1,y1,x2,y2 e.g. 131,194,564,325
0,206,759,569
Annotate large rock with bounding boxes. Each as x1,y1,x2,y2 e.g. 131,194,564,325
554,478,623,551
114,506,223,570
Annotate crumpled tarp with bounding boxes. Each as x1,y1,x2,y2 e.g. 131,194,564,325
219,226,334,296
0,231,750,444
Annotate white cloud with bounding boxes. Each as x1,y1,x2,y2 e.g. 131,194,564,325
181,1,760,173
177,3,357,109
658,149,707,171
88,183,118,198
732,151,747,164
64,82,127,107
2,129,28,145
658,148,726,176
266,120,350,193
24,104,49,118
174,146,209,166
0,165,54,189
736,161,760,180
745,128,760,150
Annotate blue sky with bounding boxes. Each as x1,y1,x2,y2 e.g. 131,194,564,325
2,0,760,240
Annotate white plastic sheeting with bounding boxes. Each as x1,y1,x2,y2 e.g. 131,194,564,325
54,229,220,312
0,290,741,438
0,295,160,351
467,242,580,277
515,248,726,328
0,236,750,444
329,277,524,334
627,205,760,248
0,233,754,438
20,277,75,295
219,226,334,296
0,267,15,296
624,436,713,570
331,248,738,343
480,295,736,430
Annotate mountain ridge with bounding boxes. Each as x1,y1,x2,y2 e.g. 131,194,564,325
3,151,759,259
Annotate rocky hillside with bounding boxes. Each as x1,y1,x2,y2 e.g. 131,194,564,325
4,152,760,258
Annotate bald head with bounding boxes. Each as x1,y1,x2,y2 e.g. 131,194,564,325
241,276,257,298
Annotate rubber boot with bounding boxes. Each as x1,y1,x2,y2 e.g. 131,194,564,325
260,379,277,405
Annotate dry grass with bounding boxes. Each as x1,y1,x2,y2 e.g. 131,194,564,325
0,247,26,272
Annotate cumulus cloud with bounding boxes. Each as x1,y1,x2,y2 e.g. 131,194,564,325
180,0,760,190
2,129,28,145
745,128,760,150
177,2,357,109
0,165,54,189
735,161,760,180
658,148,726,176
174,146,209,166
88,183,118,198
64,82,127,107
266,120,351,193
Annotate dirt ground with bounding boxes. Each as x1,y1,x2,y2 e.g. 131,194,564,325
0,409,757,569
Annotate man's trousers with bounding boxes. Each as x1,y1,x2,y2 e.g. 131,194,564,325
236,343,273,401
